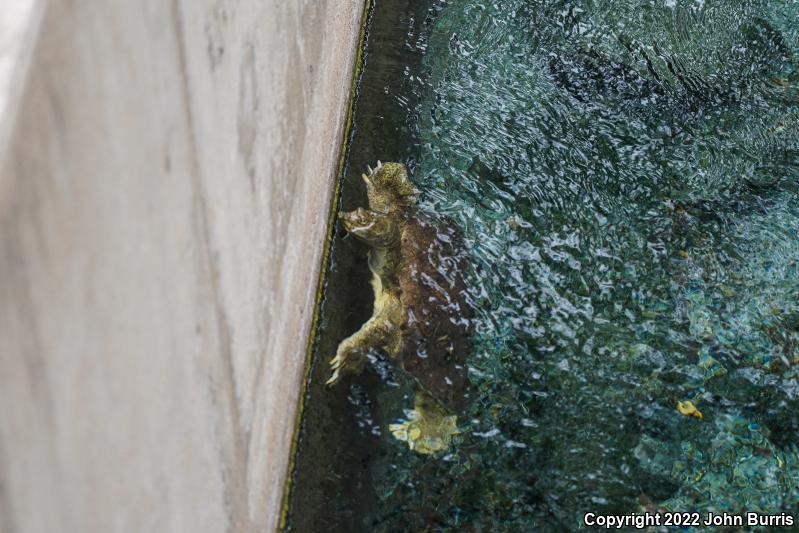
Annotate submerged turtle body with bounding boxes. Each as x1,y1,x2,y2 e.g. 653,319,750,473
398,210,472,411
327,162,472,454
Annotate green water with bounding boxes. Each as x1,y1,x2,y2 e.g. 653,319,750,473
288,0,799,531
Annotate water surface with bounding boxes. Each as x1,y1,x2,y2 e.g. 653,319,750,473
288,1,799,530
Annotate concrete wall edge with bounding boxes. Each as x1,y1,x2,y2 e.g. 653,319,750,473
278,0,373,528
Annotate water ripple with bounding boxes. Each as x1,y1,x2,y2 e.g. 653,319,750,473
370,0,799,530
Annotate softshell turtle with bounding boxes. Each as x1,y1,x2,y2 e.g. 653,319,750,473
327,161,472,454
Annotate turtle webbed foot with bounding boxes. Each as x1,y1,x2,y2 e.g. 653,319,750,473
389,399,459,454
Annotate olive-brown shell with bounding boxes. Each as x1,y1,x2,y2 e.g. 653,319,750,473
397,208,473,413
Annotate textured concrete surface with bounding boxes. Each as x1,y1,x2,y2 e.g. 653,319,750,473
0,0,363,531
0,0,45,165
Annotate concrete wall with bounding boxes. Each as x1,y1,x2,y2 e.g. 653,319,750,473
0,0,363,531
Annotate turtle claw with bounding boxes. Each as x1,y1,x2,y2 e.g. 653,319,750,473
325,369,340,386
326,339,367,386
326,353,346,386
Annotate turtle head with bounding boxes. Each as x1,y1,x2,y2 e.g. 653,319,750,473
362,161,421,212
339,207,377,235
339,207,397,246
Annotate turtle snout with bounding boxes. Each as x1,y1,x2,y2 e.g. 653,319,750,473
340,208,373,232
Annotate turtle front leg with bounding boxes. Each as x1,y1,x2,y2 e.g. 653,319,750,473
326,311,398,386
327,207,400,385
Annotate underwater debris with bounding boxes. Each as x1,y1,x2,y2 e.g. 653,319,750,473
636,415,799,530
677,400,703,420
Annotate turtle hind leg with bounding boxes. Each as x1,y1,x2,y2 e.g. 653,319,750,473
389,392,460,455
326,312,397,386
